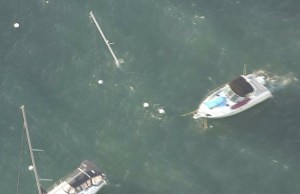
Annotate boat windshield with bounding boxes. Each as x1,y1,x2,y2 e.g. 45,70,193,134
223,86,243,103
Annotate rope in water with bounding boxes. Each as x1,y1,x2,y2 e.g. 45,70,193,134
181,109,198,117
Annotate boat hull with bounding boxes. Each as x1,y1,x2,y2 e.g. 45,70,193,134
194,93,271,119
193,74,272,119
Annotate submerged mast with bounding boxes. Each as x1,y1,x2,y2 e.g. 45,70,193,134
89,11,121,67
20,105,43,194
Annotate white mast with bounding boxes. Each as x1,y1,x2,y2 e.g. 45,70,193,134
20,105,43,194
89,11,121,68
243,64,247,76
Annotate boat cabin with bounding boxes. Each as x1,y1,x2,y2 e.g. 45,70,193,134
61,160,106,194
224,76,254,103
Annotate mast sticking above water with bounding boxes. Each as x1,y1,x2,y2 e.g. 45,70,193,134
20,105,43,194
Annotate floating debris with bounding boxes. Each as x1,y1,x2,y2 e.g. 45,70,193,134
150,113,162,120
14,23,20,28
143,102,149,108
202,118,208,129
272,159,279,163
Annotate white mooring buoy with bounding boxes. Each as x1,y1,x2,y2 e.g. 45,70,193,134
14,23,20,28
143,102,149,108
97,80,104,85
158,108,165,114
28,165,34,171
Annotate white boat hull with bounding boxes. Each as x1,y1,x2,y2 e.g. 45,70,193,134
47,180,107,194
193,74,272,119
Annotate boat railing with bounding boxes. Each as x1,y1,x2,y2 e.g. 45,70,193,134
47,168,107,192
199,84,227,104
46,170,79,192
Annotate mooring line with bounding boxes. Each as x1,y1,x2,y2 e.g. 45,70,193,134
181,109,198,117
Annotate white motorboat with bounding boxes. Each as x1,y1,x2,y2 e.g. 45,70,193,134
193,74,272,119
19,105,107,194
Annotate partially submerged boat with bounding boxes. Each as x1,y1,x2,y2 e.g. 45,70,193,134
19,105,107,194
47,160,107,194
193,74,272,119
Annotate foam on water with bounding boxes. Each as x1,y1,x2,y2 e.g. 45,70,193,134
253,69,298,92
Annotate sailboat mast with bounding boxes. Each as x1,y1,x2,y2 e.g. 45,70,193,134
20,105,43,194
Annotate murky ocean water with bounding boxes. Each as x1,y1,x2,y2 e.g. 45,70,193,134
1,0,300,194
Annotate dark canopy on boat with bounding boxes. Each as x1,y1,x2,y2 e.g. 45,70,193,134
229,76,254,97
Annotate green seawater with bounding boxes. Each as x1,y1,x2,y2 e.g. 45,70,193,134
1,0,300,194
